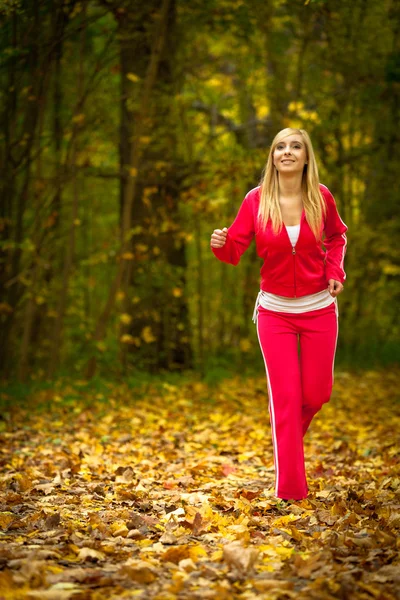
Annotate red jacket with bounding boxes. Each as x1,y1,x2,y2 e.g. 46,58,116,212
211,184,348,298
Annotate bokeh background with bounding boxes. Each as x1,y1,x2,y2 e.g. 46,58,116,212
1,0,399,384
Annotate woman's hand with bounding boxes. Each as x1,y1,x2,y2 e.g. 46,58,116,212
211,227,228,248
328,279,344,297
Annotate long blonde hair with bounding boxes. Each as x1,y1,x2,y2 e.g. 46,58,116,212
257,128,326,240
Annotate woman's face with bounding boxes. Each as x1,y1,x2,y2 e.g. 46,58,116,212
273,134,307,174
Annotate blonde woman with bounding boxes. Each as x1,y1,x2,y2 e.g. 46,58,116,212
210,128,348,502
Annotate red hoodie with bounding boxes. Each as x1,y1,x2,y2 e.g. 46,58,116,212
211,184,348,298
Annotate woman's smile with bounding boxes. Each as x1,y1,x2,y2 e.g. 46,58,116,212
273,134,308,173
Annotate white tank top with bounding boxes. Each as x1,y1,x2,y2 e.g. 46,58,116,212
252,224,337,323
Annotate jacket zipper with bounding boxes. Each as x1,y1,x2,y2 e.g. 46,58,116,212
292,245,297,297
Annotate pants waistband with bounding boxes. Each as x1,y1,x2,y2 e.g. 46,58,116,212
252,290,338,324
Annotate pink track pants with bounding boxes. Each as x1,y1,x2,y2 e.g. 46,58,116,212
255,300,339,500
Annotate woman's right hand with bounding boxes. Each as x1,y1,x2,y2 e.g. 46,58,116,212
210,227,228,248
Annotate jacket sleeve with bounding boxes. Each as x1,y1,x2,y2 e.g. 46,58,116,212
322,185,348,284
210,194,255,266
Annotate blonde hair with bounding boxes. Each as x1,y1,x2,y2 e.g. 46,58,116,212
257,128,327,240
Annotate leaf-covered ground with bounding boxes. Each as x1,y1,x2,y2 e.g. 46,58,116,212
0,368,399,600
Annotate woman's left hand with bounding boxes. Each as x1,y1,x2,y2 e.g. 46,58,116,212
328,279,344,297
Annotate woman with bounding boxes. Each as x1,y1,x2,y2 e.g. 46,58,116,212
210,128,348,502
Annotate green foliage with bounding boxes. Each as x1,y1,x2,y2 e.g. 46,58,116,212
0,0,399,382
0,0,23,16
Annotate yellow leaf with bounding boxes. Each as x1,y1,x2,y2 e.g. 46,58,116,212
383,264,400,275
11,473,32,491
46,566,65,574
210,549,223,561
120,334,135,344
275,545,295,559
141,326,156,343
110,521,129,537
162,545,192,564
189,545,208,561
0,512,14,529
257,105,270,118
172,288,182,297
288,101,304,113
127,73,140,82
272,514,301,528
120,313,132,325
99,544,115,555
208,76,223,88
286,118,303,129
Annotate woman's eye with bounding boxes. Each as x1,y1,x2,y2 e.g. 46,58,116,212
276,144,301,150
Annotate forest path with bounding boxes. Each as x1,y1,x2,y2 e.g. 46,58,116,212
0,369,399,599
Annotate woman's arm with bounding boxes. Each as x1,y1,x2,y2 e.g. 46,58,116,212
321,185,348,284
210,194,255,265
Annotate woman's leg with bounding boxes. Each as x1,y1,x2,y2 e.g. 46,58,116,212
256,306,308,500
298,301,339,437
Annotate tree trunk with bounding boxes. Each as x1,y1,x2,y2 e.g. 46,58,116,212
85,0,173,378
0,1,68,378
48,3,87,379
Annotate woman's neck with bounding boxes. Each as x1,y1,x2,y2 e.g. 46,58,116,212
278,173,303,198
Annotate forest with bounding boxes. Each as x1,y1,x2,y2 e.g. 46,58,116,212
0,2,399,598
0,0,399,383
